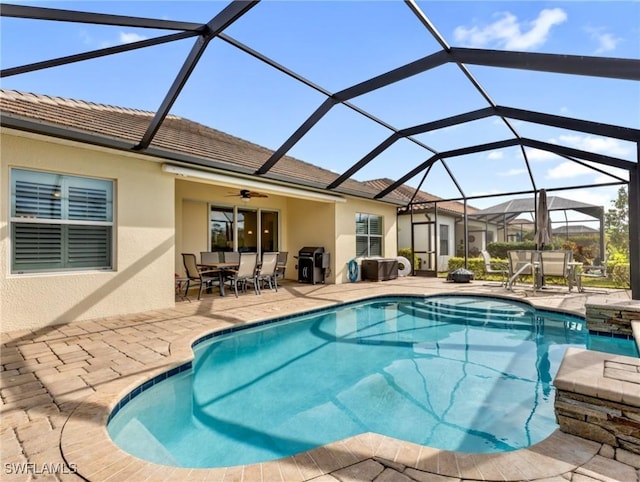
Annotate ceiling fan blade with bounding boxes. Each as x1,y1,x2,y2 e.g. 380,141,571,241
223,190,268,198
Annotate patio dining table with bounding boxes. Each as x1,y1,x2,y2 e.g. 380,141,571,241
198,261,239,296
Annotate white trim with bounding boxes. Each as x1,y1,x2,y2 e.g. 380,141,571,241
162,164,346,203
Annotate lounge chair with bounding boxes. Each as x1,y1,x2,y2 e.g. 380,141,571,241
481,250,508,286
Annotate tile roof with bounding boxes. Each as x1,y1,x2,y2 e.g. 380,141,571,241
0,89,405,204
363,178,479,216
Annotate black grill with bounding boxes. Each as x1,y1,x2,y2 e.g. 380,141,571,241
297,246,329,284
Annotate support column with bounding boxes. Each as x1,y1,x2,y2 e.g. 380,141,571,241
629,162,639,300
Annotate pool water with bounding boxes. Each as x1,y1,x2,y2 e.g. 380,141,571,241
107,296,638,468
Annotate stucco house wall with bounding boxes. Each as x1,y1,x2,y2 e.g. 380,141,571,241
1,130,175,332
334,198,398,284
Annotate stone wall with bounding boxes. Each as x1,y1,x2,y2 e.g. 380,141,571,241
585,301,640,337
556,387,640,456
554,347,640,467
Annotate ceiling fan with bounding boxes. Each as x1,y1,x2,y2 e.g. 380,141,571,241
226,189,268,201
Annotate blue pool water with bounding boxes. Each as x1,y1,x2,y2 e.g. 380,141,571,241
107,295,638,468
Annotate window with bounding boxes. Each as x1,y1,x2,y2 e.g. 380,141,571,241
237,208,257,252
210,207,234,251
10,168,113,273
439,224,449,255
209,206,278,253
356,213,382,257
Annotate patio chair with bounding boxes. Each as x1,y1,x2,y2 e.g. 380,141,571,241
200,251,221,266
538,250,573,290
223,251,240,265
181,253,221,300
506,250,539,290
226,252,259,297
257,252,279,292
481,250,508,286
578,255,608,292
276,251,288,279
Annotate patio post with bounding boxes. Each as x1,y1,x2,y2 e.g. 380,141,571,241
629,162,640,300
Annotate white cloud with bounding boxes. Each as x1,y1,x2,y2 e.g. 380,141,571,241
525,148,557,161
119,32,148,44
553,134,632,158
526,135,632,163
78,30,92,46
585,26,622,54
82,30,148,49
453,8,567,51
499,168,527,176
487,151,503,160
546,161,593,179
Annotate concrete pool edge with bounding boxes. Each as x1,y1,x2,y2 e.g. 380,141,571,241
58,292,620,480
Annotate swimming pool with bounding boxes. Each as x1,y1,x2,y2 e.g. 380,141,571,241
107,295,638,468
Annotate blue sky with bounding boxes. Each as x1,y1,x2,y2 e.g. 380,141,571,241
1,1,639,223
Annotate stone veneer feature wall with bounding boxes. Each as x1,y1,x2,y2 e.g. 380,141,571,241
554,299,640,471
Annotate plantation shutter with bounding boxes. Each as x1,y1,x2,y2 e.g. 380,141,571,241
355,213,383,257
368,215,382,256
356,213,369,256
11,169,113,273
12,223,63,270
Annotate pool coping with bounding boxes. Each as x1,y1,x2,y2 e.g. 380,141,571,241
59,293,619,481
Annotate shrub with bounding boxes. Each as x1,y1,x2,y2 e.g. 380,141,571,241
447,256,489,278
610,263,630,289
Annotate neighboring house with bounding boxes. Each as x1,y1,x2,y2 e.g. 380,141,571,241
363,179,498,272
552,225,600,237
1,90,403,332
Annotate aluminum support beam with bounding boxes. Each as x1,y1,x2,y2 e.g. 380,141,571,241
2,31,198,78
255,98,338,175
327,134,400,189
136,0,258,150
449,48,640,81
521,139,635,171
630,159,640,300
496,106,640,142
0,4,204,31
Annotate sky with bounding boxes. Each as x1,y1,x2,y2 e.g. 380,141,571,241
1,1,639,226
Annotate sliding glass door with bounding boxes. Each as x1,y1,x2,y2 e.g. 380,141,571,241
210,205,279,254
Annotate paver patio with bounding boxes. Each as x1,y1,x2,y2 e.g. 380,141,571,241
2,276,639,481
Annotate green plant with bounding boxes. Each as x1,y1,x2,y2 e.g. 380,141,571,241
398,248,419,270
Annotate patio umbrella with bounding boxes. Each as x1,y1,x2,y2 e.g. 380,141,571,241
534,189,551,249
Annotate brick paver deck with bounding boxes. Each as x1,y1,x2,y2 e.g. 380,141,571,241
2,277,639,481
